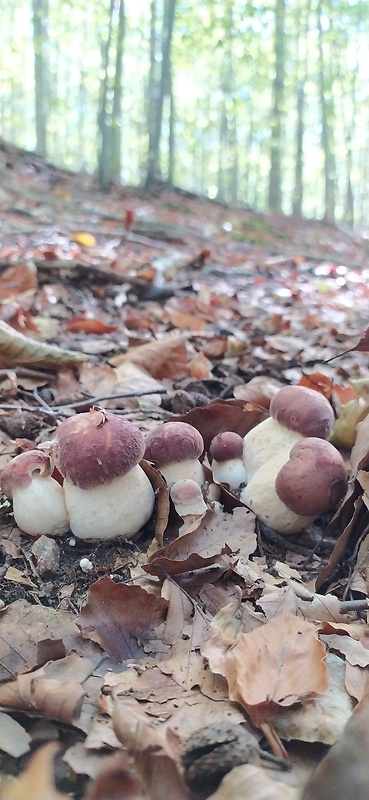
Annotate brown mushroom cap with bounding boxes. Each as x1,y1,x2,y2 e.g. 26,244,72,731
53,409,145,489
270,385,335,439
144,422,204,466
209,432,244,462
275,437,347,516
1,451,52,498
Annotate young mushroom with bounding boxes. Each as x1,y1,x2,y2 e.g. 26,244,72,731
144,422,204,488
241,437,347,534
51,409,155,540
170,479,207,519
242,385,335,482
209,432,247,490
0,450,69,537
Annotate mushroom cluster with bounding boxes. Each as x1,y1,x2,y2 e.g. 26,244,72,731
209,385,348,534
0,409,155,540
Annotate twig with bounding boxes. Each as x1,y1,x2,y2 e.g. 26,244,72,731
0,388,168,418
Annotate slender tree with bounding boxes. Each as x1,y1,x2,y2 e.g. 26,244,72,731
32,0,49,157
268,0,286,212
316,0,336,222
144,0,177,189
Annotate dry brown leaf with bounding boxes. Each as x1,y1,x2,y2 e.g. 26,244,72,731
85,751,148,800
172,399,268,452
351,414,369,471
274,653,353,745
0,599,99,679
187,350,213,378
0,319,87,368
300,678,369,800
77,577,168,662
207,764,299,800
0,711,31,758
144,508,256,578
0,742,69,800
204,612,328,728
0,655,91,724
111,336,188,380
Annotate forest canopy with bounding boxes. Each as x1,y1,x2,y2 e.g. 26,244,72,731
1,0,368,226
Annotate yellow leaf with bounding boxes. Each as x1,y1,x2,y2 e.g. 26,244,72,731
0,742,69,800
72,231,96,247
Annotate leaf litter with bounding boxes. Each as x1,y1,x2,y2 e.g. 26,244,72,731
1,140,369,797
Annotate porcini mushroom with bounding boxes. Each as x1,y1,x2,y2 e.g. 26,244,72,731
170,479,207,519
144,422,204,488
51,409,155,540
209,432,247,490
0,450,69,537
241,437,347,534
242,385,335,482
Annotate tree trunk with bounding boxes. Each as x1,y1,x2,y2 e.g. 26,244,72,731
110,0,126,181
144,0,176,190
268,0,286,212
316,0,336,222
32,0,49,157
97,0,115,189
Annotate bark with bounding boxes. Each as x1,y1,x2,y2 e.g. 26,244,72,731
268,0,286,212
32,0,49,157
316,0,336,222
110,0,126,181
97,0,115,189
144,0,176,190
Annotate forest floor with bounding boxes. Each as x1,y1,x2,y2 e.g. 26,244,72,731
0,137,369,799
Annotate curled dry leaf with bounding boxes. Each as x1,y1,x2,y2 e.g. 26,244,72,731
77,577,169,662
0,319,87,369
145,507,256,577
0,742,70,800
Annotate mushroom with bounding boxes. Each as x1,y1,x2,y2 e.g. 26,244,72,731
51,409,155,540
144,422,204,488
242,385,335,482
0,450,69,537
209,432,247,490
170,479,207,519
241,437,347,534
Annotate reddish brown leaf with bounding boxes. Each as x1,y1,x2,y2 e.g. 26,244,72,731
64,317,117,334
77,577,168,662
172,399,268,452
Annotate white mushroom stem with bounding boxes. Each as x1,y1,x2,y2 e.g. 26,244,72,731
63,464,155,540
240,453,313,534
13,477,69,537
242,418,303,482
212,458,247,490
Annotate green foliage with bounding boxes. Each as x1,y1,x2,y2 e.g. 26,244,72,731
0,0,368,225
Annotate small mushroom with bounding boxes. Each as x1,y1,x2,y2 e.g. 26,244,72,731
209,432,247,490
243,385,335,482
0,450,69,537
52,409,155,540
241,437,347,534
170,479,207,519
144,422,204,488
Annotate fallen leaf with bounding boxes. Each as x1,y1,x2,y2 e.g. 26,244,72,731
111,336,189,380
203,612,328,727
0,319,87,368
64,317,117,334
72,231,97,247
77,577,168,662
0,711,31,757
207,764,299,800
0,742,70,800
